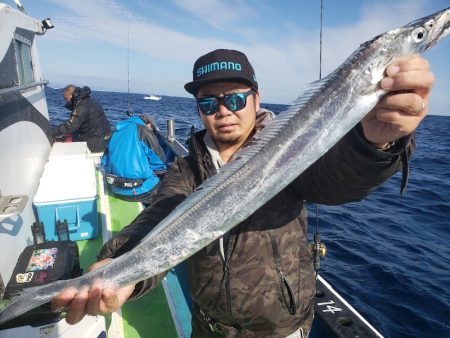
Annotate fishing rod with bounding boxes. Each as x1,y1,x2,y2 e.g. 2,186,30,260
311,0,327,276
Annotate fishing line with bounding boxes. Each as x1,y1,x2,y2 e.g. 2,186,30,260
319,0,323,81
126,15,133,117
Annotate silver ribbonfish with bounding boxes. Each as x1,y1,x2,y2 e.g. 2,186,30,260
1,7,449,326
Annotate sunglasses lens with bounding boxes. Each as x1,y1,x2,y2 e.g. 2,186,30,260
197,89,253,115
224,93,245,112
197,98,218,115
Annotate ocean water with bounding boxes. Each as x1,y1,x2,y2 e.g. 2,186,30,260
46,87,450,338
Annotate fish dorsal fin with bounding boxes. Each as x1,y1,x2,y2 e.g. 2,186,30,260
242,75,333,149
138,76,334,241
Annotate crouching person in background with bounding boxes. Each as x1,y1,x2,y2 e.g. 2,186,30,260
101,114,167,204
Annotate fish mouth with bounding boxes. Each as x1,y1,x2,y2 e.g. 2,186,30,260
430,8,450,48
444,12,450,31
438,8,450,33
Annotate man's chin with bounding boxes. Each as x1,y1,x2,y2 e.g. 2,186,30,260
216,133,241,144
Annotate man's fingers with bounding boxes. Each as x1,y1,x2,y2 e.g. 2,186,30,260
65,288,89,324
51,287,78,312
381,69,435,91
378,93,427,116
373,108,404,124
381,55,434,93
386,55,429,75
361,56,431,145
85,285,102,316
100,288,120,313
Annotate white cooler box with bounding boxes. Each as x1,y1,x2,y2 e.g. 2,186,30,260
49,142,89,161
33,159,98,241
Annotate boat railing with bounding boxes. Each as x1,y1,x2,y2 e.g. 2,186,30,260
167,119,176,142
0,80,49,97
313,274,384,337
157,119,188,158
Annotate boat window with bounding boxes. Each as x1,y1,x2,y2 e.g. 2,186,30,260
14,35,35,85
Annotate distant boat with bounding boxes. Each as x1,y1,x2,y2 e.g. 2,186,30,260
144,94,162,101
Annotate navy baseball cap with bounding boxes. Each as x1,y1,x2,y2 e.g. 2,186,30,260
184,49,258,96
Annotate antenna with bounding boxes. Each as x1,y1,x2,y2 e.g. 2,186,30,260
126,16,133,117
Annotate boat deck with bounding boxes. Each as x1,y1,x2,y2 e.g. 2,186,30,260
75,166,182,337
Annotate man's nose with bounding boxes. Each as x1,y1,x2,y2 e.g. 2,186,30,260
216,99,231,116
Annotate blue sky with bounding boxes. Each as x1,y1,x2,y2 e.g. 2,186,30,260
17,0,450,115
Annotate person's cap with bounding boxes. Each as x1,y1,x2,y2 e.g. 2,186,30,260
184,49,258,96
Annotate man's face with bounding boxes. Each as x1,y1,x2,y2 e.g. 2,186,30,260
196,82,260,147
63,90,73,102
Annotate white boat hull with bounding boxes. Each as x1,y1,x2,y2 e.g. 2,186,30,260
0,4,52,285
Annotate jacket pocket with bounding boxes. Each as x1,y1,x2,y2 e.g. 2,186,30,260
278,271,296,315
269,230,297,315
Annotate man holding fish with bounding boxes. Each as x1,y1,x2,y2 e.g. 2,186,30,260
52,48,433,338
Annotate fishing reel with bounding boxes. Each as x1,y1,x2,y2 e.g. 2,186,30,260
309,233,327,271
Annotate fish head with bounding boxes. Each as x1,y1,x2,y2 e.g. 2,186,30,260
362,7,450,87
400,7,450,54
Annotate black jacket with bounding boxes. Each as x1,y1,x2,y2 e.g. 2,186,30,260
99,122,414,337
52,86,111,152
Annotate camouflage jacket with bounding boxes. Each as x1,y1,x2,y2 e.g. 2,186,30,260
98,117,413,337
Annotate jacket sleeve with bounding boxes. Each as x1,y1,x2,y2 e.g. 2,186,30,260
97,156,195,299
52,101,89,137
293,123,415,204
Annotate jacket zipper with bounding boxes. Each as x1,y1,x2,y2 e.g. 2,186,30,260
220,233,235,317
206,153,234,317
223,264,232,316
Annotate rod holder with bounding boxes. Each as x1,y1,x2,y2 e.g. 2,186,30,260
167,119,176,142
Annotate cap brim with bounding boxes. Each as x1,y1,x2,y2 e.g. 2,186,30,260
184,77,255,95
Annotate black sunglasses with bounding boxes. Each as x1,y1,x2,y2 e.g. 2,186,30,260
196,89,255,115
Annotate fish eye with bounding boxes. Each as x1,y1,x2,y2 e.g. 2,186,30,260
412,27,427,43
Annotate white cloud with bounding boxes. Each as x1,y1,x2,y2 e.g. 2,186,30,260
42,0,449,114
171,0,258,30
46,0,235,63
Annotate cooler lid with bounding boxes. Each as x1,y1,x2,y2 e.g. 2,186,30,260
34,159,97,203
49,142,89,160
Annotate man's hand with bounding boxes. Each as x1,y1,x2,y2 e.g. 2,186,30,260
361,55,435,149
51,258,135,325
